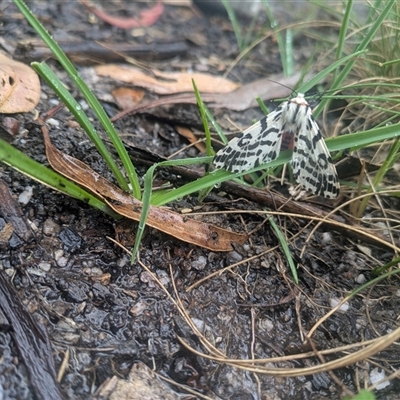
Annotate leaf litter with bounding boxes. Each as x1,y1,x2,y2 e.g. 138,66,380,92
41,122,247,252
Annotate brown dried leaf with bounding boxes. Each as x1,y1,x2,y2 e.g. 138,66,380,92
96,362,178,399
41,127,247,251
0,64,15,102
0,53,41,113
175,125,206,153
95,64,240,95
81,0,164,29
111,72,308,123
0,180,33,242
0,222,13,244
111,87,145,110
1,117,20,137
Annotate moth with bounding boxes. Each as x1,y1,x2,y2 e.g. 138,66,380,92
213,94,340,199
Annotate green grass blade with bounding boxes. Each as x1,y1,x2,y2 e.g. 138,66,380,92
365,0,381,25
131,163,156,262
313,2,394,118
32,62,127,189
243,13,260,50
356,137,400,217
13,0,141,198
262,0,291,76
193,79,216,201
131,155,215,261
193,80,214,157
326,122,400,152
0,139,118,218
268,217,298,283
328,1,395,93
350,267,400,298
204,106,227,145
131,156,212,261
296,50,367,106
283,29,294,77
379,58,400,67
221,0,243,51
333,0,353,81
256,97,270,115
345,389,375,400
372,254,400,276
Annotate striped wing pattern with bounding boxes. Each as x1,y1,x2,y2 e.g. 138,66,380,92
214,94,340,199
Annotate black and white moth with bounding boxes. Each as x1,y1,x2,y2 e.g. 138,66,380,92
214,94,340,199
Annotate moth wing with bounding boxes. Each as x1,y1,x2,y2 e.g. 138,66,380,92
291,111,339,198
214,106,286,173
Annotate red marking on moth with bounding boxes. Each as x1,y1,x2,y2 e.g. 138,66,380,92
281,131,295,151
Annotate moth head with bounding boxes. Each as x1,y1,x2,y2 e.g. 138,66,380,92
290,93,309,106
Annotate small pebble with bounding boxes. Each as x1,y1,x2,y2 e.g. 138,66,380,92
227,250,243,263
18,186,33,205
47,118,60,127
27,267,46,277
356,244,372,256
54,249,64,261
260,261,270,268
370,367,390,390
57,256,69,268
355,274,366,284
191,317,210,333
130,300,148,316
39,262,51,272
48,98,59,106
320,232,332,244
156,269,170,286
4,268,15,277
79,100,89,111
330,298,349,312
258,318,274,332
88,267,103,276
28,220,38,232
43,219,61,236
191,256,207,270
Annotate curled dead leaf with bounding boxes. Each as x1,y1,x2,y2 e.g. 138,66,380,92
175,125,206,153
111,72,307,123
0,180,33,242
0,53,41,113
0,222,13,244
0,64,16,102
41,126,247,251
81,0,164,29
95,64,240,95
111,87,145,110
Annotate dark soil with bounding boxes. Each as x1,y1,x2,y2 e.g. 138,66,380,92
0,1,399,399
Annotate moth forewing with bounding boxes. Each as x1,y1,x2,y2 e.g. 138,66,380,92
214,93,340,198
213,109,285,173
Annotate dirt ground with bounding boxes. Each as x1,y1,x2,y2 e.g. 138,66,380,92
1,1,400,399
